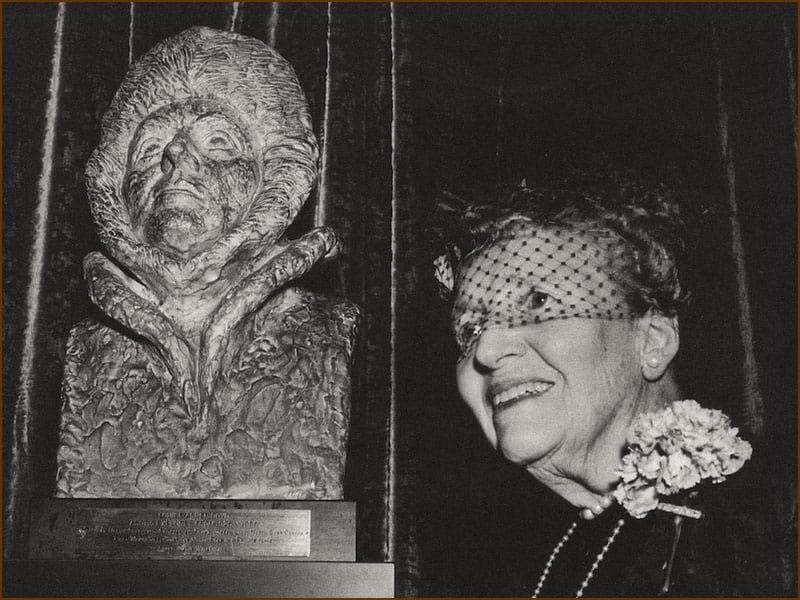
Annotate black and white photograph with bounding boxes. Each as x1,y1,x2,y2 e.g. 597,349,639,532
3,2,796,597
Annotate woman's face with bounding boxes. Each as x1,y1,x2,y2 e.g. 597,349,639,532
452,222,646,472
456,316,644,467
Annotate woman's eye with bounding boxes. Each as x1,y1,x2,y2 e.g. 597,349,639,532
528,290,552,311
456,321,483,349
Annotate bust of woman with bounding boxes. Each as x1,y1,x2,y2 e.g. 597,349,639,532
55,27,359,499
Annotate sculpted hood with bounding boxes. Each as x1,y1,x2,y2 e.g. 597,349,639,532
86,26,319,289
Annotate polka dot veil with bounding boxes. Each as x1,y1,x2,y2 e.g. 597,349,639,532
451,218,633,357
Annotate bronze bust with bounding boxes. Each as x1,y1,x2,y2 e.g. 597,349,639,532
55,27,359,499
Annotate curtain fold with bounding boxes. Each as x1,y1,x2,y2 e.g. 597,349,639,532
710,13,765,437
4,1,66,558
310,1,396,567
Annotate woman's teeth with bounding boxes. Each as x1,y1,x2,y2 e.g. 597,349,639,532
491,381,553,407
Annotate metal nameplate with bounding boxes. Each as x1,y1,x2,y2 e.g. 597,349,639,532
73,508,311,558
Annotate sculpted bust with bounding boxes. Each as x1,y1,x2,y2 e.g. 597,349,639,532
55,27,359,499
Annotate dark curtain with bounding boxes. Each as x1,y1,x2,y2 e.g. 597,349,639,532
3,3,796,596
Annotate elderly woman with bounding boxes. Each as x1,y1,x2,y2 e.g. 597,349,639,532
437,174,784,596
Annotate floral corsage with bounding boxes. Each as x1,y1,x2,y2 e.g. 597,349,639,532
613,399,752,519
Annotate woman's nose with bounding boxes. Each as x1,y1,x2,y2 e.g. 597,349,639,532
161,136,200,175
473,326,525,370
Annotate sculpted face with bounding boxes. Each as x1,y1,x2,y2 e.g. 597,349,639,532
123,99,261,258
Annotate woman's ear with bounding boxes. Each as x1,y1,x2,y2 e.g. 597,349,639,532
637,311,680,382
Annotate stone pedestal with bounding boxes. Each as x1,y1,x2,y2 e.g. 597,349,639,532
4,559,395,598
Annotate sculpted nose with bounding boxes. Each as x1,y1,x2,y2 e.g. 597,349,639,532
473,326,525,370
161,137,200,175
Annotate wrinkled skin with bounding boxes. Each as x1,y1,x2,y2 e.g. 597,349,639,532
452,231,680,510
124,100,261,259
456,318,646,502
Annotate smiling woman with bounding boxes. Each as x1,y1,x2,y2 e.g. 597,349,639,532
452,181,685,512
436,168,779,596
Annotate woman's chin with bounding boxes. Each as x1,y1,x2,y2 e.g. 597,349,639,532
496,436,552,467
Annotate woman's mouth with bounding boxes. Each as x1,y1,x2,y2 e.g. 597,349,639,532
490,380,554,409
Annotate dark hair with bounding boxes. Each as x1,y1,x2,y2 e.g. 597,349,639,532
436,166,694,318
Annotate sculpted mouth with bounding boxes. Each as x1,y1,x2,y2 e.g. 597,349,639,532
490,380,554,409
151,208,203,227
155,186,203,209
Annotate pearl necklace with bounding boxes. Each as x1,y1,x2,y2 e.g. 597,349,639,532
532,498,625,598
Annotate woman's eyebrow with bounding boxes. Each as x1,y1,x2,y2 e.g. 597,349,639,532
455,291,489,314
500,269,550,291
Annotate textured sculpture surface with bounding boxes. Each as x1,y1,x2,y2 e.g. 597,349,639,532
56,27,358,499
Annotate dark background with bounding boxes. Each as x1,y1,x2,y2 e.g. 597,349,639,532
3,2,796,596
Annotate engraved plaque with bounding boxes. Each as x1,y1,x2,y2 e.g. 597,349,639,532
74,508,310,558
28,499,355,561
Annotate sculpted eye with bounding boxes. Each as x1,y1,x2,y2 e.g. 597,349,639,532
209,135,232,148
132,138,164,164
203,130,241,158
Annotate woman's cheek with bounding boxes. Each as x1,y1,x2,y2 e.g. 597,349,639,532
455,361,497,439
455,360,477,406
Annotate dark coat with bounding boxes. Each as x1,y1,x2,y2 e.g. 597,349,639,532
437,446,794,597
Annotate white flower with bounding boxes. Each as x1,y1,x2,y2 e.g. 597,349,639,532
662,451,701,492
694,448,724,480
636,451,663,480
614,482,659,519
613,400,752,519
618,453,640,483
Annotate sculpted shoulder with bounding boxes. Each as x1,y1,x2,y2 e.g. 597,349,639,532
57,287,358,499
